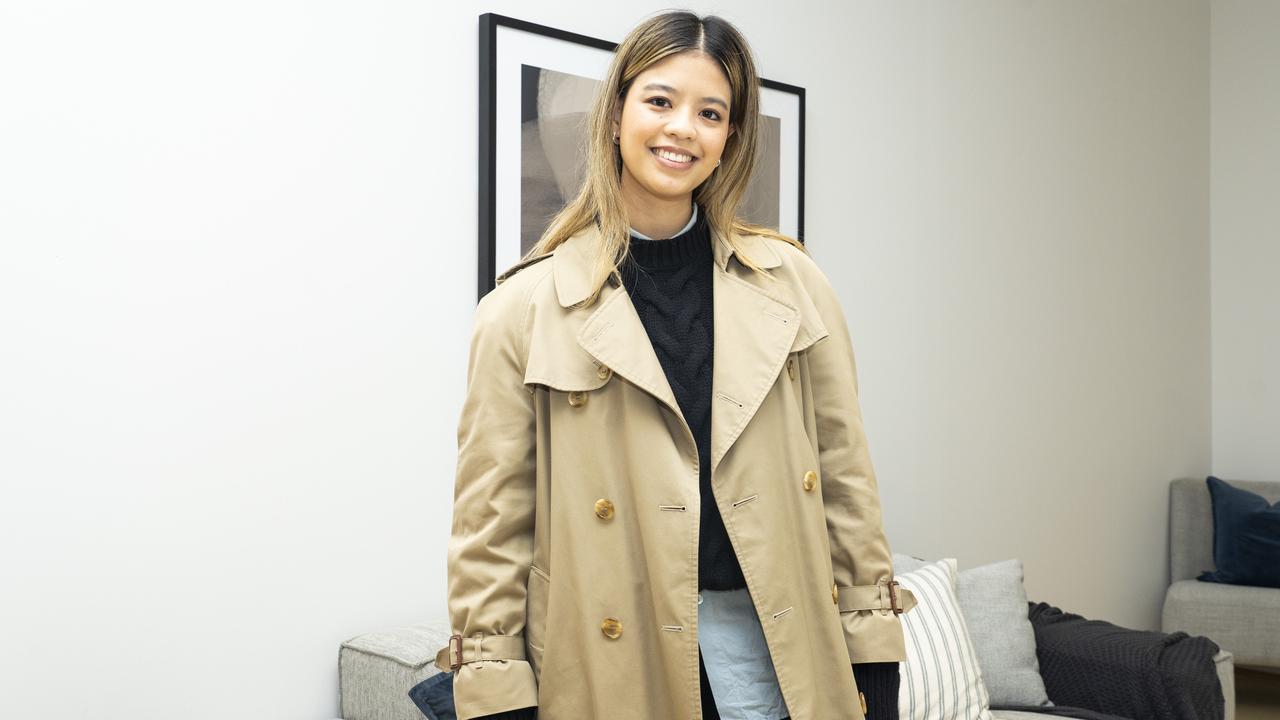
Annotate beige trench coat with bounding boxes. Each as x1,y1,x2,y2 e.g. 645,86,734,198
436,222,918,720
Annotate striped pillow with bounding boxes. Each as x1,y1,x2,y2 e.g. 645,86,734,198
896,558,994,720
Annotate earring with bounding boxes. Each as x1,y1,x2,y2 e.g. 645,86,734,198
716,159,721,167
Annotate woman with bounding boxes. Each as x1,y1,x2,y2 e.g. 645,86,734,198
438,10,917,720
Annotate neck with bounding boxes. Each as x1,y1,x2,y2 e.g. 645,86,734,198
622,188,695,240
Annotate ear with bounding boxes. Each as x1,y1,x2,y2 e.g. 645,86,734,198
728,123,736,138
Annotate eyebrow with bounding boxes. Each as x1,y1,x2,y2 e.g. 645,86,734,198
641,83,729,111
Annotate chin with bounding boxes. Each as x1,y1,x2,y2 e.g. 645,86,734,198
644,176,707,197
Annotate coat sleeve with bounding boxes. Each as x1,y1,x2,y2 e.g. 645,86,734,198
441,284,540,720
802,260,915,664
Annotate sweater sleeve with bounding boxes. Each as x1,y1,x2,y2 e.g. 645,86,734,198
852,661,900,720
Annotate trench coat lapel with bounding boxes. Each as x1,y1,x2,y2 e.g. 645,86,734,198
556,223,683,423
578,282,684,423
708,259,800,475
553,220,807,474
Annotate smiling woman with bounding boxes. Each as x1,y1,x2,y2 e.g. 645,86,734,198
442,9,915,720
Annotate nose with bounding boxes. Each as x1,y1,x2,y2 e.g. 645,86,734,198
664,110,696,140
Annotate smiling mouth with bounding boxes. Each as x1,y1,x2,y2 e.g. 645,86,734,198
651,147,696,168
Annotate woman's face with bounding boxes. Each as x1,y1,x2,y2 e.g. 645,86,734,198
613,51,736,208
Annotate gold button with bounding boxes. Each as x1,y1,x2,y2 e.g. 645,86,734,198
567,390,588,407
803,470,818,491
787,356,796,381
859,691,867,715
600,617,622,639
596,364,612,381
594,498,614,520
832,583,839,604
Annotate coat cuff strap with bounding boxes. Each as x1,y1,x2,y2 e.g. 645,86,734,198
836,581,917,615
434,632,528,673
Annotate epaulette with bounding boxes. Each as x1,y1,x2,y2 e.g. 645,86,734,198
495,252,553,286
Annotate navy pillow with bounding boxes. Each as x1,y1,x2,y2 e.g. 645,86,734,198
407,671,456,720
1197,475,1280,589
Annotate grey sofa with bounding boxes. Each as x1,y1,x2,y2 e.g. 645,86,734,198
1162,476,1280,675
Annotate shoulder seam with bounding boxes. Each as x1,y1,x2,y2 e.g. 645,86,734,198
515,259,554,370
496,252,553,285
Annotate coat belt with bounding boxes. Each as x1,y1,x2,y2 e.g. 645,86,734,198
836,580,917,615
433,633,527,673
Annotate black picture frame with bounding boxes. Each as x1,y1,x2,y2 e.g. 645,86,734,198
478,12,806,301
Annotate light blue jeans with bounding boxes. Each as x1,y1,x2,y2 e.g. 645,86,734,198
698,587,790,720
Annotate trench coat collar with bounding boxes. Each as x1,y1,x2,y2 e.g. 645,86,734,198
549,219,824,476
551,220,782,309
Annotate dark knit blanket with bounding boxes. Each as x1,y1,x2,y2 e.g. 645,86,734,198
988,600,1224,720
988,706,1133,720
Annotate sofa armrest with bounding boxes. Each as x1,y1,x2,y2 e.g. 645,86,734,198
340,621,454,720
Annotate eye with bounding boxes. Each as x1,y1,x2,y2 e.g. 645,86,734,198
646,97,723,122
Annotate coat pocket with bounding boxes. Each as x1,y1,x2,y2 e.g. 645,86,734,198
526,563,551,680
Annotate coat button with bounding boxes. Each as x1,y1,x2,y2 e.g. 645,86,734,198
568,390,589,407
832,583,839,604
787,356,796,381
803,470,818,491
596,364,612,381
594,498,615,519
601,617,623,639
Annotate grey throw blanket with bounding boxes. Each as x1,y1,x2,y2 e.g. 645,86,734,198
989,601,1224,720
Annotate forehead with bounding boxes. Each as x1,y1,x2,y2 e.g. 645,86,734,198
632,53,732,100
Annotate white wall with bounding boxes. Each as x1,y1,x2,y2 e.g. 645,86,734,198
809,1,1209,634
1211,0,1280,481
0,1,1220,717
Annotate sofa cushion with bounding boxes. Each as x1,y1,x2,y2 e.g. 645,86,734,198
894,553,929,574
893,554,1051,708
895,557,995,720
1198,475,1280,589
958,560,1053,708
1163,578,1280,668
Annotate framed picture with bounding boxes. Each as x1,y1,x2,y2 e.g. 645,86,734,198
477,12,806,301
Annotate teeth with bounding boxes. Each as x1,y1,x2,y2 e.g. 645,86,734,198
655,148,693,163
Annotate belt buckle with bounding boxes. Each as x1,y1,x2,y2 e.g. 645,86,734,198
889,580,903,615
448,633,464,671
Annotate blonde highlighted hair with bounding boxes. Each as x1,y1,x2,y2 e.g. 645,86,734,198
523,9,806,308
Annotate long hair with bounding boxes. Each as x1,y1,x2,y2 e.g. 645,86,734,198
522,9,807,308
